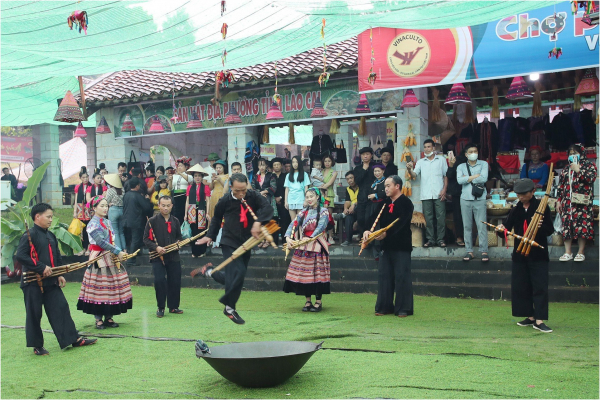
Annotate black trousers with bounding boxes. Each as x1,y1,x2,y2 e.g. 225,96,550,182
190,222,208,257
22,284,79,349
275,202,291,245
128,225,144,262
356,201,368,233
344,212,358,242
152,260,182,310
376,250,414,316
211,245,250,310
511,259,549,320
451,196,464,240
173,195,186,226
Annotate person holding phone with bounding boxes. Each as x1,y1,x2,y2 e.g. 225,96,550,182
406,139,448,248
556,144,597,262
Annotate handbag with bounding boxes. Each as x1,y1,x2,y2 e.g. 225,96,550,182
127,150,146,174
180,220,192,239
466,163,485,198
68,218,84,236
331,140,348,164
372,136,384,161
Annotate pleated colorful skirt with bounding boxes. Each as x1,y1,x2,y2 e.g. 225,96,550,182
77,250,133,316
283,249,331,296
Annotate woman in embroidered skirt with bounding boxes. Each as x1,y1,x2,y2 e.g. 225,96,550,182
73,167,91,256
185,164,211,258
556,143,597,262
283,188,331,312
77,196,133,330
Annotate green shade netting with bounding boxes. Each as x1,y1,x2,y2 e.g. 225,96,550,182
1,0,558,127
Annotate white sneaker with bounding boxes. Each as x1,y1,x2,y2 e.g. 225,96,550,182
574,254,585,262
559,253,573,261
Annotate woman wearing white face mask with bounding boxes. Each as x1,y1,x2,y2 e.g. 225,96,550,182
556,143,597,262
456,143,489,262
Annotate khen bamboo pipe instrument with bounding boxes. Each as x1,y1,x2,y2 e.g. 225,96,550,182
482,221,544,249
517,164,554,256
358,218,400,255
149,230,208,260
358,206,386,256
285,221,298,260
211,221,280,273
112,249,140,269
282,232,325,260
24,252,109,283
241,198,278,249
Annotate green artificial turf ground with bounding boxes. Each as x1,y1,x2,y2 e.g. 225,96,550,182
1,282,598,399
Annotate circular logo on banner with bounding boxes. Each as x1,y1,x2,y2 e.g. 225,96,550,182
387,32,431,77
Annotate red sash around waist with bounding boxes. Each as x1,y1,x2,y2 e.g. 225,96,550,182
88,244,104,252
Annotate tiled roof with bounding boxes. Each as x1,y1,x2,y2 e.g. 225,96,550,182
81,37,357,104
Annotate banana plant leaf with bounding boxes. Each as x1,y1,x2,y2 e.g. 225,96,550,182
50,217,83,256
21,162,50,206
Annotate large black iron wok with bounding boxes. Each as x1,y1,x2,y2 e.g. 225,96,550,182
196,341,323,387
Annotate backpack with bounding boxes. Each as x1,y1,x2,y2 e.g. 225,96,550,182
244,140,259,181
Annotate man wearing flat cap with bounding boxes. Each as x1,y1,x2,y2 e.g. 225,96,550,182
353,147,376,235
495,178,554,333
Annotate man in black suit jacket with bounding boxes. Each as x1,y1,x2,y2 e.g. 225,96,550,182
123,177,153,265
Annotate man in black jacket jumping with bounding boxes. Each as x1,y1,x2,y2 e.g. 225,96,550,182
195,174,273,324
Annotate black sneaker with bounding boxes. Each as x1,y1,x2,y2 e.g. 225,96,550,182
517,318,535,327
104,318,119,328
533,322,553,333
156,308,165,318
33,347,49,356
169,308,184,314
72,337,98,347
223,307,245,325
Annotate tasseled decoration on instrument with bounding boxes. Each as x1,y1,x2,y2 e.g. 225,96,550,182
430,88,441,123
491,86,500,119
532,82,543,118
403,123,416,147
329,119,340,134
68,11,88,34
289,123,295,144
262,125,269,143
358,116,367,136
464,85,474,124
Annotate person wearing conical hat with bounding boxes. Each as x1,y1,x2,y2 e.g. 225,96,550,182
185,164,211,258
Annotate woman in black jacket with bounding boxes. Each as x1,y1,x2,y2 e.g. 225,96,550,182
446,151,467,246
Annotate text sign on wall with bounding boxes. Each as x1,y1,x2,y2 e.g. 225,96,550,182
1,136,33,162
358,2,599,92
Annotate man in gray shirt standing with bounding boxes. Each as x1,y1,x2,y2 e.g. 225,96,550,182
407,139,448,248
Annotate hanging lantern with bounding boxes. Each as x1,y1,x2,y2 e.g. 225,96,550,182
95,116,112,134
444,83,471,104
187,111,204,129
224,105,242,124
73,122,87,138
506,76,533,100
54,90,84,122
265,101,284,121
310,98,328,118
401,89,419,108
355,93,371,113
575,69,599,96
148,115,165,134
120,114,136,134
